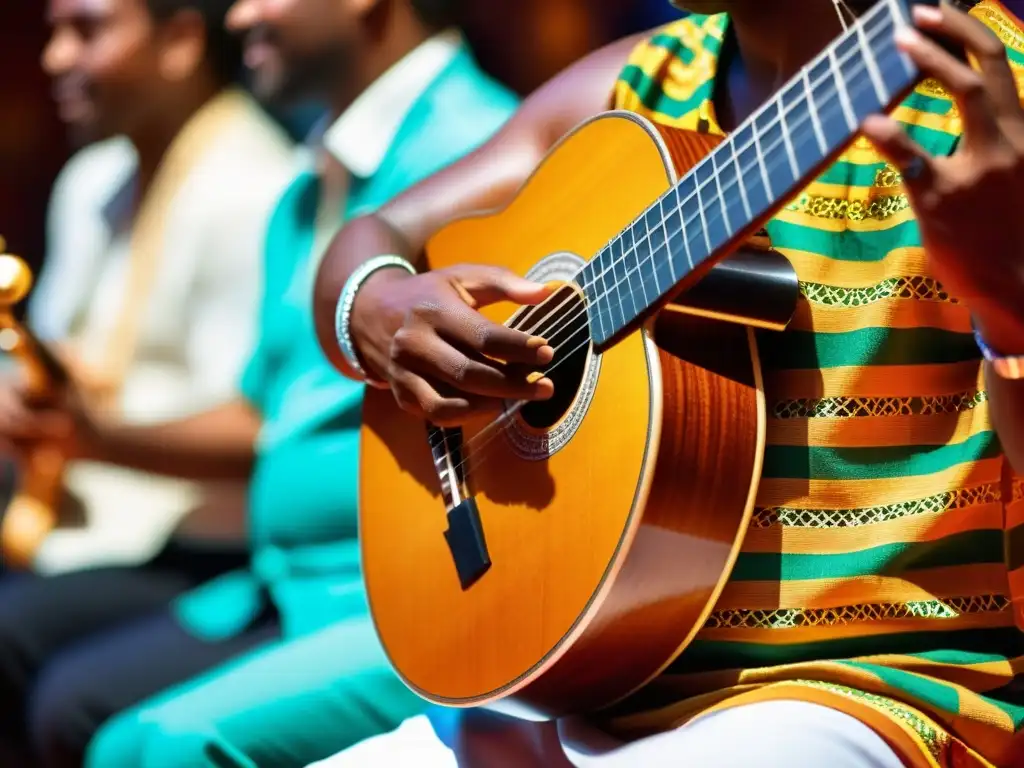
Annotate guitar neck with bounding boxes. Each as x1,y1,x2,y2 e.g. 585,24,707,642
583,0,942,348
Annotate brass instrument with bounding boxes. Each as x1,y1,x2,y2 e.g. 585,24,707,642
0,245,66,569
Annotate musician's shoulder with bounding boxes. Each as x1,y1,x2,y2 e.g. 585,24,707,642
620,13,726,70
612,13,727,120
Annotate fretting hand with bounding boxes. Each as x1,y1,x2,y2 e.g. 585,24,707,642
0,374,97,461
350,265,556,426
861,2,1024,352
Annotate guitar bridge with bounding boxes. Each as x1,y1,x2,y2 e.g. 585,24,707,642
427,425,491,590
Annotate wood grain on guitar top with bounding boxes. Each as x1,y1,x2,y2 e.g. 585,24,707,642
359,114,765,716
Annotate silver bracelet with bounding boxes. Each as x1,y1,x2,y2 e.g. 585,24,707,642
334,255,416,382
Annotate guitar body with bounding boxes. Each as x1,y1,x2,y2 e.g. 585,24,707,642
360,112,767,717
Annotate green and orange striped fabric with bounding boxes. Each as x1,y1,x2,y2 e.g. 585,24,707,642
604,3,1024,766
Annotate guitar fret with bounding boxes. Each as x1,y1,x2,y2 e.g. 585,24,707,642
729,141,753,221
658,196,676,286
633,217,651,307
590,289,606,341
600,247,624,333
886,0,916,78
751,118,774,199
829,47,857,130
856,13,889,103
675,186,695,270
615,235,641,318
694,166,713,253
801,68,828,153
581,257,606,342
776,96,801,181
710,150,732,235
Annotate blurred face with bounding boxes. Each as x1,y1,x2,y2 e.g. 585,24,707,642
42,0,162,145
227,0,358,105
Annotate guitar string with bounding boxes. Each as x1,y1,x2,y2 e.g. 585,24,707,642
436,19,920,484
505,0,899,350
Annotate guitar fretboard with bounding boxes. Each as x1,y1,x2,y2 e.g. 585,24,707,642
582,0,931,346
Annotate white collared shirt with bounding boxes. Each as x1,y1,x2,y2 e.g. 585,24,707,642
25,91,296,574
303,29,463,268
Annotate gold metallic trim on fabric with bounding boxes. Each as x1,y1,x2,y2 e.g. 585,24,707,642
752,482,1003,529
772,389,987,420
786,192,910,222
974,4,1024,52
792,680,947,762
707,596,1010,631
874,164,906,188
798,275,957,307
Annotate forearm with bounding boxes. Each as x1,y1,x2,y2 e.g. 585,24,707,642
85,399,260,481
313,214,421,375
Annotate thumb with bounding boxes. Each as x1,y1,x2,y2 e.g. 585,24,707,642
453,265,556,308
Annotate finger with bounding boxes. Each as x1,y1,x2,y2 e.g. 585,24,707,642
398,332,554,401
860,114,937,194
912,3,1021,126
390,369,499,427
896,17,1001,145
450,265,556,309
428,301,555,366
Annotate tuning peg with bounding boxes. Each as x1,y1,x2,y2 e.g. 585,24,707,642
0,253,34,307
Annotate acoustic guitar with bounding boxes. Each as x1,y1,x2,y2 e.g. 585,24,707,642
360,0,961,718
0,248,70,569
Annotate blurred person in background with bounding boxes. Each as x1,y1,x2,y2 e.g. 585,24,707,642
0,0,296,574
0,0,295,764
0,0,519,767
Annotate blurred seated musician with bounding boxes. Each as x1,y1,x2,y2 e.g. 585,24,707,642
0,0,295,576
0,0,519,766
308,0,1024,766
0,0,294,763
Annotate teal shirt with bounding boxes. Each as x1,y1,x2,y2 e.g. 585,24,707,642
174,44,519,641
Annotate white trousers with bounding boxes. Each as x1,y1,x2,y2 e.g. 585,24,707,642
308,700,904,767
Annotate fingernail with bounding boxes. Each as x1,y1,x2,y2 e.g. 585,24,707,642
526,371,545,385
526,336,549,349
895,25,922,48
913,5,942,23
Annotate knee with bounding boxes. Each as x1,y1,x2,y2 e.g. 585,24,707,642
93,710,233,768
133,719,251,768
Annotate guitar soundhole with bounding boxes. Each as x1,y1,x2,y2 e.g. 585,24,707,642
511,285,592,430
